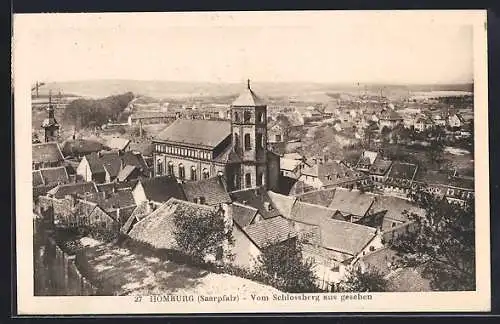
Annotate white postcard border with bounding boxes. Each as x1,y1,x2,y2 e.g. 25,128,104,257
13,10,490,314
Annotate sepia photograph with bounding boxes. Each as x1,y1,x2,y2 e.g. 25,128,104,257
13,10,490,314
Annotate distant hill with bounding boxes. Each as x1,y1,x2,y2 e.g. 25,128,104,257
36,79,474,100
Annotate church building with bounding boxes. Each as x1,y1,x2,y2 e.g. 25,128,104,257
41,91,60,143
152,80,280,192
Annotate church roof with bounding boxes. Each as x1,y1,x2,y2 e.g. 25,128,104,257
32,142,64,164
231,81,266,107
154,119,231,149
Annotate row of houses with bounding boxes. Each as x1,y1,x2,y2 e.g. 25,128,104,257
35,169,427,289
353,150,474,205
276,149,473,206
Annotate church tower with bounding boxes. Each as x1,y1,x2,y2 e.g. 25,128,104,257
41,91,60,142
230,79,268,190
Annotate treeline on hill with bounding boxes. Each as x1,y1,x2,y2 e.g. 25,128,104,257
63,92,134,128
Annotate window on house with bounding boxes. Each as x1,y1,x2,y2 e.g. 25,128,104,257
369,246,376,252
244,134,251,151
178,164,185,180
245,173,252,188
244,111,251,123
203,168,209,179
199,197,206,204
275,134,282,142
234,112,239,122
167,162,174,176
191,166,197,181
256,171,263,186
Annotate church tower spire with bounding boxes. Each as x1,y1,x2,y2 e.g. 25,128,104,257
229,79,268,191
41,89,60,142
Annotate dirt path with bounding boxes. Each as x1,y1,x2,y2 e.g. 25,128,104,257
79,240,280,296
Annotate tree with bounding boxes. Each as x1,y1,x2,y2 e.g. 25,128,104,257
336,266,388,292
391,190,475,291
381,126,391,144
63,92,134,128
426,138,445,168
255,238,318,293
173,206,232,263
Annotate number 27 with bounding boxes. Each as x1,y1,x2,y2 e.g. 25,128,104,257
134,296,142,302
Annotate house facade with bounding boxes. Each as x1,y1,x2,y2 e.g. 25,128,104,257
292,160,371,194
448,114,464,128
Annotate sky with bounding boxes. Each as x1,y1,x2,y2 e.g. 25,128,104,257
13,11,480,85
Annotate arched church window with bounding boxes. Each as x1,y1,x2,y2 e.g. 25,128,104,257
178,164,185,180
256,171,263,186
203,168,209,179
234,133,239,151
233,173,239,188
167,161,174,176
191,166,197,181
157,159,163,176
234,112,240,122
245,173,252,188
244,134,251,151
244,111,251,123
257,111,264,123
256,133,263,149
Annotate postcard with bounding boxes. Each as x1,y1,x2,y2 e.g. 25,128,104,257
13,10,490,314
